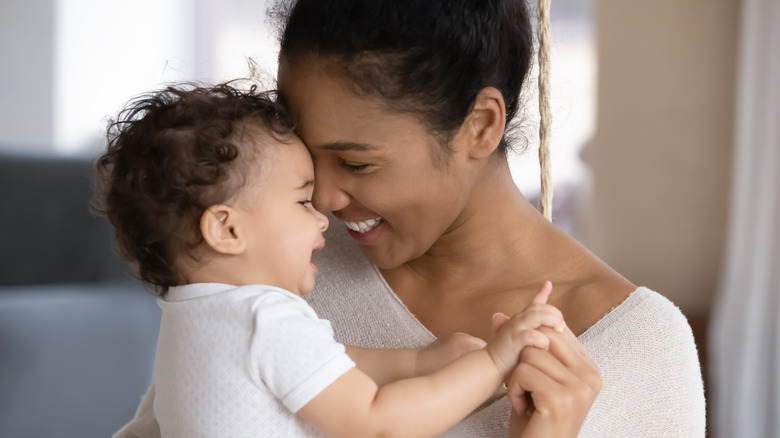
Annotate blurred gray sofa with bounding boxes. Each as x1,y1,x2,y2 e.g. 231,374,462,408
0,152,160,438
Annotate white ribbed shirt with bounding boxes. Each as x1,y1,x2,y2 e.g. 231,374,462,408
153,283,354,438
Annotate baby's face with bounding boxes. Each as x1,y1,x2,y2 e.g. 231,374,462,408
232,137,329,295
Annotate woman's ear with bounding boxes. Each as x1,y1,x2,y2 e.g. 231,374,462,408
461,87,507,160
200,205,246,255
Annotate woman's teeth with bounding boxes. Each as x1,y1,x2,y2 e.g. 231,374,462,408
345,218,383,233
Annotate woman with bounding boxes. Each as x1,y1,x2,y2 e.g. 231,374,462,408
114,1,705,436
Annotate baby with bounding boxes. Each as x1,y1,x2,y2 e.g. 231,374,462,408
93,82,565,438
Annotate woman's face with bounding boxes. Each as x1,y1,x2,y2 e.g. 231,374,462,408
278,61,478,269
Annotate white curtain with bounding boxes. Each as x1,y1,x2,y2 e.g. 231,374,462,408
708,0,780,436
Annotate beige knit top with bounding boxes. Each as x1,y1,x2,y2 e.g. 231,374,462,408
114,225,706,437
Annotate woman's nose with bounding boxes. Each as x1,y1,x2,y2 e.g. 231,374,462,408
312,161,351,213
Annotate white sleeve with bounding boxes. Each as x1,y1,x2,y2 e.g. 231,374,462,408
249,290,356,413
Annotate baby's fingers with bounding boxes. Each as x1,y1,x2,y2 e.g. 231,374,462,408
516,329,552,352
512,305,566,334
488,328,552,373
530,280,553,305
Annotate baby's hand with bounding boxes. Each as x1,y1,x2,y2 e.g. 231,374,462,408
486,281,565,375
416,332,487,376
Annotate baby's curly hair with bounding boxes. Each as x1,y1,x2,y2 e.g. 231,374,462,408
92,81,295,295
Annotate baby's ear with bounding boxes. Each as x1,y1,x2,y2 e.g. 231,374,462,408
200,205,246,255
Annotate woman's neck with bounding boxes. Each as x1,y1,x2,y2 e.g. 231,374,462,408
379,156,635,339
384,157,559,297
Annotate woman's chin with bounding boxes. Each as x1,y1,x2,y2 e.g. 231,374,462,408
361,245,409,271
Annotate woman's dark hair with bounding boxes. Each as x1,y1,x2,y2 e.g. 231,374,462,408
271,0,534,155
92,82,294,295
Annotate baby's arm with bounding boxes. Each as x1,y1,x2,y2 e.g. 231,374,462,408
298,282,563,438
344,347,418,386
300,347,504,438
111,384,160,438
345,333,487,386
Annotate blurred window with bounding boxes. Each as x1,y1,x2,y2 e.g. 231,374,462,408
3,0,596,236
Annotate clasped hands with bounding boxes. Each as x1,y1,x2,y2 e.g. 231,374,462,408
417,281,601,438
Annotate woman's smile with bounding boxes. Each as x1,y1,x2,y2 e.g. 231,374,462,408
344,217,384,233
343,218,386,245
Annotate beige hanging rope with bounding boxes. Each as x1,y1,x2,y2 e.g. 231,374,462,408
537,0,553,221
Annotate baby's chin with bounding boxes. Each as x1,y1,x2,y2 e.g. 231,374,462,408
298,279,316,297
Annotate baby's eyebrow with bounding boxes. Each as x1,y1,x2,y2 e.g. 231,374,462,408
321,141,378,152
297,180,314,190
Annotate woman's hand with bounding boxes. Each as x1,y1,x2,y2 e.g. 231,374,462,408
504,325,601,438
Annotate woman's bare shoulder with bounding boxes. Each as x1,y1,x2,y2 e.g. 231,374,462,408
554,275,636,336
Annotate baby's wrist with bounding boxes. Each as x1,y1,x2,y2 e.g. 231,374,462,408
484,342,512,376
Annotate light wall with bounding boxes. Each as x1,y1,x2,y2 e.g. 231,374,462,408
0,0,195,155
0,0,55,152
587,0,740,316
0,1,278,156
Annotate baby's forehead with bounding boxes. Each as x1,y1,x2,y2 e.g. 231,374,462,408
235,127,313,175
236,118,303,150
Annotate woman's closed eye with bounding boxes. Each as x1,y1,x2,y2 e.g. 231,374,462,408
340,160,372,174
298,199,313,207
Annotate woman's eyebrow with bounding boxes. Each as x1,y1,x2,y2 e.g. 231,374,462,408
321,141,378,152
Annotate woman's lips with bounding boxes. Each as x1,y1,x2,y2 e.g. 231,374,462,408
344,217,383,233
345,219,385,245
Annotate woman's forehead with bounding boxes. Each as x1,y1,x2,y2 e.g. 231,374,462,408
281,71,399,141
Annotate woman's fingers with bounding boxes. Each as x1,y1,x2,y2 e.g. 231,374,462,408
504,340,601,436
506,349,564,415
505,348,599,438
502,326,602,438
531,328,602,401
508,407,531,438
511,347,571,390
539,326,599,382
506,371,534,416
